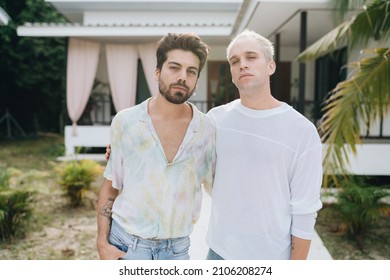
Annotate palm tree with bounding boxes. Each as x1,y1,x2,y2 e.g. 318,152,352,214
297,0,390,186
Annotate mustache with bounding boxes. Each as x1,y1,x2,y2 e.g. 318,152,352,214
170,82,189,91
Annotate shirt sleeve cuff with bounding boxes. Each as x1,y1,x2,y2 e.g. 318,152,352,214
291,212,318,240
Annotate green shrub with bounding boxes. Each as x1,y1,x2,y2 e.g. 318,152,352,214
0,168,12,190
334,176,390,249
47,143,66,158
0,168,34,242
55,160,103,208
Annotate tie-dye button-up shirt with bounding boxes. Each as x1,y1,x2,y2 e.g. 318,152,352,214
104,98,216,239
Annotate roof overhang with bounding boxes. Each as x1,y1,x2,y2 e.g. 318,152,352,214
17,0,246,45
17,23,233,44
16,0,353,47
17,23,233,37
0,6,10,25
47,0,244,24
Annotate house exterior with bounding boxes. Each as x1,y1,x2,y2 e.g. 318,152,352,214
16,0,390,175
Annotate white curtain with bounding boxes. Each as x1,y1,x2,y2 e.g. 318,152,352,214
66,38,100,135
106,44,138,112
137,43,159,97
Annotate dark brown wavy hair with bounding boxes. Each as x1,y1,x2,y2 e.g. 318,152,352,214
156,33,209,77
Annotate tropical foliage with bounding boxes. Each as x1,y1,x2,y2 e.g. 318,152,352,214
0,168,34,242
297,0,390,185
0,0,67,135
55,159,103,208
331,176,390,249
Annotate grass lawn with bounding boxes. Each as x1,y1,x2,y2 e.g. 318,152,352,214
0,133,101,259
0,133,64,171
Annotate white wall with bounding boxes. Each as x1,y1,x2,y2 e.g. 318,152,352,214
325,143,390,175
280,46,316,103
208,45,228,61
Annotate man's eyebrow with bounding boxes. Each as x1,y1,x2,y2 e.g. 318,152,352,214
246,51,258,55
229,51,259,61
188,66,199,72
228,55,238,62
167,61,181,66
168,61,198,72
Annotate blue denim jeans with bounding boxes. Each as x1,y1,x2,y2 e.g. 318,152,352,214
206,248,225,260
109,219,190,260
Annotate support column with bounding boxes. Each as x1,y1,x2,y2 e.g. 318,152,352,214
298,11,307,114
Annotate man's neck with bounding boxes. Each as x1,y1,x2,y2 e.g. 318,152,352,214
148,95,192,120
239,90,281,110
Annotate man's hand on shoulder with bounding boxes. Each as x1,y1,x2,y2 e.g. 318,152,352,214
105,144,111,161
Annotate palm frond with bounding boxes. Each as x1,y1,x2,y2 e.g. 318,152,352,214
298,0,390,62
320,48,390,177
329,0,369,23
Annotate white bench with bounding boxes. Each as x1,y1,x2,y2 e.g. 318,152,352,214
64,125,110,157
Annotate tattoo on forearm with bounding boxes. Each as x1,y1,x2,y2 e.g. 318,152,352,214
291,240,296,252
100,198,114,219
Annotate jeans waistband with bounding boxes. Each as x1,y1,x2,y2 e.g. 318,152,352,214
111,219,182,243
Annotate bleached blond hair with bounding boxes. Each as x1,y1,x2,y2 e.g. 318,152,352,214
227,29,274,62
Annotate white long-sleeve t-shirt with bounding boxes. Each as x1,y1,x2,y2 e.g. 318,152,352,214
206,100,323,259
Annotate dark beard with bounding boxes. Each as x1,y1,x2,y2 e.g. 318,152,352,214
159,82,194,104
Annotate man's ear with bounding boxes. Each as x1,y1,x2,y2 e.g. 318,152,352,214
268,60,276,76
154,68,160,81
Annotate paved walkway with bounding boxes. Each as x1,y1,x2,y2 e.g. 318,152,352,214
189,190,333,260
